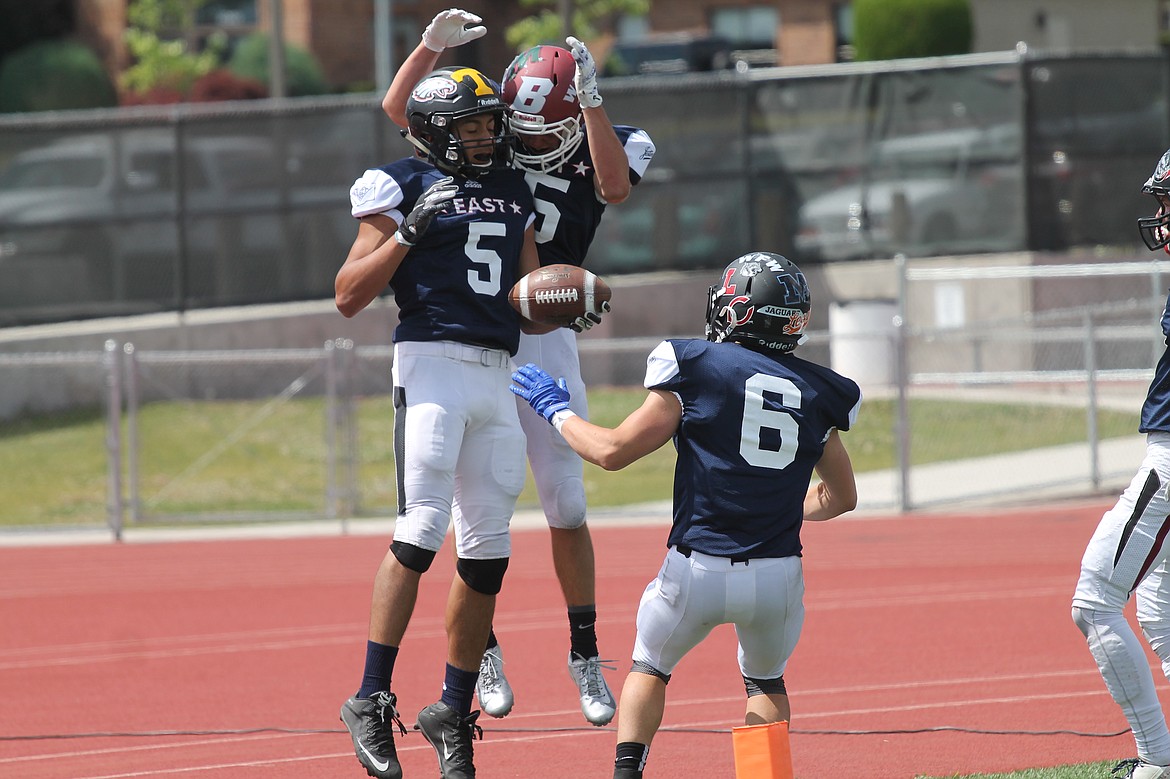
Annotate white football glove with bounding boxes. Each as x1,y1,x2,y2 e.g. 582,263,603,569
566,36,602,108
568,300,611,333
422,8,486,52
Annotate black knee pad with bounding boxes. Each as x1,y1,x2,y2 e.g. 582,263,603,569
743,674,787,697
631,660,671,684
456,557,509,595
390,541,437,573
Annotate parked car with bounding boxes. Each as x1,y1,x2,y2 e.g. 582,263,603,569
0,131,349,318
794,124,1025,261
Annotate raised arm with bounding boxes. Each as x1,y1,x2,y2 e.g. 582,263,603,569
382,9,486,126
566,36,631,204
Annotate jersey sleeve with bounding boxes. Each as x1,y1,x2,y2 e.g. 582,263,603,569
618,127,655,183
644,339,681,390
350,168,406,222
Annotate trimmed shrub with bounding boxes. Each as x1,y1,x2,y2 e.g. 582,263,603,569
0,39,117,113
853,0,973,62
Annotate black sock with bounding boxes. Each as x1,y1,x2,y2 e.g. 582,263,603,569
614,741,649,778
440,663,479,716
485,628,499,652
568,605,598,659
357,640,399,699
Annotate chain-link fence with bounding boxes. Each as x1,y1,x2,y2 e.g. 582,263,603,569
2,254,1163,539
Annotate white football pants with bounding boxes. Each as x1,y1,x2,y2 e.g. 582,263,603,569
513,328,589,529
633,547,805,680
391,341,527,559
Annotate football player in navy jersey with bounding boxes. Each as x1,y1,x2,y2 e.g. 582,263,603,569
512,252,860,779
382,9,656,727
336,67,557,779
1072,148,1170,779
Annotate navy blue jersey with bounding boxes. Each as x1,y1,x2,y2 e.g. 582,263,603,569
524,125,654,266
1141,289,1170,433
645,339,862,559
350,157,535,355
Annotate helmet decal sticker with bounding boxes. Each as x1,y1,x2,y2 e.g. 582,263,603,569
412,76,458,101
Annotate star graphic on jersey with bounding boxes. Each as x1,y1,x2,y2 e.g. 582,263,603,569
573,161,591,177
511,201,523,214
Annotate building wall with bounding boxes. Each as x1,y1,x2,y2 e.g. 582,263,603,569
70,1,1165,105
970,0,1160,53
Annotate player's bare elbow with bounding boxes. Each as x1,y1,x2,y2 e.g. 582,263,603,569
594,451,632,471
598,180,631,204
335,289,364,318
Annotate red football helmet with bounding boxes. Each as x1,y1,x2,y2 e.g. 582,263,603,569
502,45,584,173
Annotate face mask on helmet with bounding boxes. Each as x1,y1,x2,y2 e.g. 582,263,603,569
705,252,812,354
502,46,584,173
404,68,513,178
1139,148,1170,252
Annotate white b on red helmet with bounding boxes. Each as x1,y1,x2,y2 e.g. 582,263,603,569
502,45,584,173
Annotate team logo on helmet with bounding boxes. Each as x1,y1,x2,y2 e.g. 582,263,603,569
412,76,458,101
1155,150,1170,185
739,260,763,278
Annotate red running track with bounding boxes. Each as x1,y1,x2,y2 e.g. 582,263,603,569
0,501,1159,778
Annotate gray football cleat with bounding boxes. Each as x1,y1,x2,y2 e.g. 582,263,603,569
568,652,617,726
475,643,514,718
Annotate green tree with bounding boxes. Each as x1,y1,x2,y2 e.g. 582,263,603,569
853,0,972,62
227,33,330,97
505,0,649,53
121,0,222,97
0,39,117,113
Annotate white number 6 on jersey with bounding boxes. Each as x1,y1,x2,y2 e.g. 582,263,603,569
741,374,800,469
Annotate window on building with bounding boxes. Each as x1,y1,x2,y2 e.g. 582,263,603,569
196,0,257,26
834,2,855,62
711,6,778,48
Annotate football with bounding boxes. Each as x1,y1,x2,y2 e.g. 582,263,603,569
509,264,612,327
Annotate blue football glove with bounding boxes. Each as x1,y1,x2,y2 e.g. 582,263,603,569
510,363,571,423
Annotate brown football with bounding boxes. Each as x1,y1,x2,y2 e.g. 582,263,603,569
509,264,612,327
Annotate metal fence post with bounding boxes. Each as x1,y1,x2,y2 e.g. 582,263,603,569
340,340,358,524
325,339,340,525
104,340,124,541
1083,312,1100,491
124,343,141,525
894,254,911,512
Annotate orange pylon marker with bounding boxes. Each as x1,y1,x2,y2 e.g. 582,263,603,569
732,720,794,779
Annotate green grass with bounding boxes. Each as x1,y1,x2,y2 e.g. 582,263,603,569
921,762,1122,778
0,390,1139,527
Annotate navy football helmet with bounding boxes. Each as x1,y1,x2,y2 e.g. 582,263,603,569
705,252,811,354
403,68,511,178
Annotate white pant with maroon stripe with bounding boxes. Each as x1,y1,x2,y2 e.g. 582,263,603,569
1073,432,1170,767
391,341,527,559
